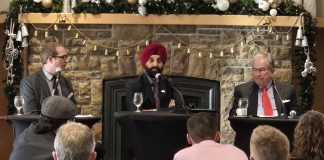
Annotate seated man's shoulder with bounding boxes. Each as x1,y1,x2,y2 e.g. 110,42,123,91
125,76,144,89
235,81,255,89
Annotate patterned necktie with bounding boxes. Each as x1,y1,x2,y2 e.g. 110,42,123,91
152,79,160,108
262,85,273,115
52,75,59,96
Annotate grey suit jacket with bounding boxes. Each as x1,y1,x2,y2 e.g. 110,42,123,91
229,81,300,117
20,69,76,114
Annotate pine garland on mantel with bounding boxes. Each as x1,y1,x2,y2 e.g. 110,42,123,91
3,0,316,114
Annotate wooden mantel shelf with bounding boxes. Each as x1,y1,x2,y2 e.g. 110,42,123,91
19,13,303,27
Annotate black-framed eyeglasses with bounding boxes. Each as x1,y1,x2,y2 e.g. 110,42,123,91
52,55,70,61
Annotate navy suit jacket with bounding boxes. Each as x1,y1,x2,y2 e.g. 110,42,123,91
125,74,182,111
20,69,76,114
229,81,300,117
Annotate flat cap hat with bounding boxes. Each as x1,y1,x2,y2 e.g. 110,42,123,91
41,96,76,120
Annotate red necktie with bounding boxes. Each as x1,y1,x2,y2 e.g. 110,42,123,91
262,86,273,115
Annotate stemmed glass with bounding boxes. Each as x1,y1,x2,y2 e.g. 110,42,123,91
133,92,143,112
14,96,24,115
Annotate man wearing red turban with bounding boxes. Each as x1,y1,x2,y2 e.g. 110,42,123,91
125,43,182,111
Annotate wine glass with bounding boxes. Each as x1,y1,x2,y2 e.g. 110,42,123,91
133,92,143,112
14,96,24,115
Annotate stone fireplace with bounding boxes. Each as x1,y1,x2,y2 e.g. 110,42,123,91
26,23,294,159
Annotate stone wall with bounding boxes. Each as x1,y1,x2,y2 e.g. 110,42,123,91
27,24,293,130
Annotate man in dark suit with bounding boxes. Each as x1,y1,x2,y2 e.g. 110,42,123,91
20,42,76,114
230,53,299,117
125,43,182,111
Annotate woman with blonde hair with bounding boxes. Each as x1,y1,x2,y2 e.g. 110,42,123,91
294,110,324,160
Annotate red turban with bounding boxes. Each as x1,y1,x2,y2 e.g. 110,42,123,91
140,43,167,67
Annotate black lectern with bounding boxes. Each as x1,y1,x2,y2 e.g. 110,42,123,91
114,111,191,160
229,116,299,156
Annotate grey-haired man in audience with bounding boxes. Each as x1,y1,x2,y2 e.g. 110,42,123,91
53,122,96,160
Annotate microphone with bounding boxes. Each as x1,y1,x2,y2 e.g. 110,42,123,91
52,67,62,96
272,80,287,118
154,73,165,80
55,67,62,82
289,110,297,118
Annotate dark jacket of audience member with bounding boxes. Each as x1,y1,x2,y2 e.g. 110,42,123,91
9,96,76,160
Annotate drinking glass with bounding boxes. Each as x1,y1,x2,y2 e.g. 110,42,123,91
133,92,143,112
238,98,248,109
14,96,24,115
236,98,248,116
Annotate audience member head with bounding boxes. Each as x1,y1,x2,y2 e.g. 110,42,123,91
34,96,76,134
40,42,70,74
91,122,102,143
186,112,219,144
53,122,96,160
294,110,324,160
252,53,275,87
140,43,167,78
250,125,289,160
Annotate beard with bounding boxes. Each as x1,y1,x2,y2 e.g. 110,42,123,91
145,66,163,78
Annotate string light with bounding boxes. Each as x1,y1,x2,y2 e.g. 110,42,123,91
256,27,260,32
209,52,213,59
34,30,38,37
94,45,97,51
126,49,130,55
116,50,119,56
75,32,79,38
105,49,108,55
275,34,280,41
220,50,224,57
67,25,72,31
177,43,181,48
187,48,190,54
240,41,245,47
82,40,87,45
136,45,140,51
268,26,273,33
145,40,149,46
198,52,202,58
54,24,58,30
286,34,291,41
45,31,48,38
230,47,234,54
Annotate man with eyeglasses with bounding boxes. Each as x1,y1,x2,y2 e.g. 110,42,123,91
20,42,76,114
229,53,299,117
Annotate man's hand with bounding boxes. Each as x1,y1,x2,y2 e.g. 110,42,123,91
168,99,176,107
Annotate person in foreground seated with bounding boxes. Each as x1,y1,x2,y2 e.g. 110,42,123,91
10,96,77,160
250,125,290,160
52,122,96,160
230,53,299,117
173,112,248,160
293,110,324,160
125,43,182,111
20,42,76,114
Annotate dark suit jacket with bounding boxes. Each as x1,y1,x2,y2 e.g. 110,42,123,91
229,81,300,117
125,74,183,111
20,69,76,114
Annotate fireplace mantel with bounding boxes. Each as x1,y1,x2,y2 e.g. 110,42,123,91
19,13,303,27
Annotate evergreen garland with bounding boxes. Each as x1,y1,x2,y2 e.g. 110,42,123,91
3,0,316,114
